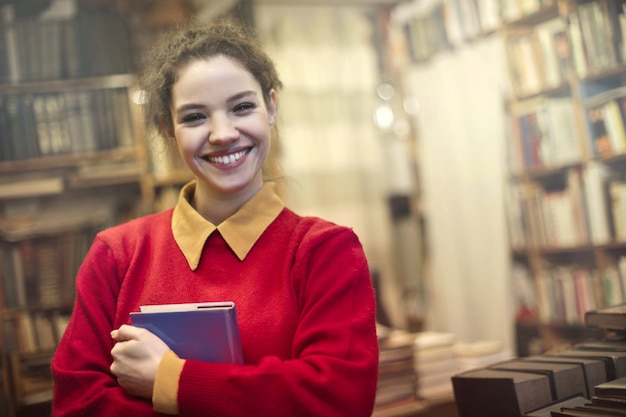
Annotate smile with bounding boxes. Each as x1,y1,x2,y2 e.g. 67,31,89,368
205,148,251,165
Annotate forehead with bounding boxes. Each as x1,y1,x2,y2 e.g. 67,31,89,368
174,55,259,90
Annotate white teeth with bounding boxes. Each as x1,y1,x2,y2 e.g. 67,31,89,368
208,149,248,165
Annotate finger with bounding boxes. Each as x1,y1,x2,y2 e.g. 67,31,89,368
114,324,143,341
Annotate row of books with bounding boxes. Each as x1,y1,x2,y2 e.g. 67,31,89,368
506,14,566,97
513,96,580,170
513,261,626,327
507,1,626,98
0,228,96,310
2,310,70,355
507,169,586,248
0,87,136,161
511,86,626,172
453,304,626,417
537,266,626,326
0,7,133,84
507,159,626,249
391,0,557,63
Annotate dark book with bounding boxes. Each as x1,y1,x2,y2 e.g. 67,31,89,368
585,304,626,331
130,301,243,364
522,356,607,398
524,395,588,417
591,395,626,408
452,368,553,417
490,359,586,401
547,349,626,380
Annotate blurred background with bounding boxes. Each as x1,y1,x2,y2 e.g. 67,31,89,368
2,0,625,415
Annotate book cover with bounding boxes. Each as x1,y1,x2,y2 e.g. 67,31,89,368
130,301,243,365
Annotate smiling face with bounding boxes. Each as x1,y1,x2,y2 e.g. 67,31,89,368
170,55,277,202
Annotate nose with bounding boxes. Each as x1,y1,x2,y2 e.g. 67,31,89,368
208,113,239,144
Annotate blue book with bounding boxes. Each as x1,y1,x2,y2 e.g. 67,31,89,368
130,301,243,364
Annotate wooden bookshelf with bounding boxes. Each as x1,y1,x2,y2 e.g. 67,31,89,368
0,4,156,416
504,0,626,354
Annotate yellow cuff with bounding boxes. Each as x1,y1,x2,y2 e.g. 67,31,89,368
153,350,185,415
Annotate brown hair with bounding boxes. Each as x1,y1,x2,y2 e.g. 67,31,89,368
140,19,283,139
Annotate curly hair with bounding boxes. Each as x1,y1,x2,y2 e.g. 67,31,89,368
140,19,283,139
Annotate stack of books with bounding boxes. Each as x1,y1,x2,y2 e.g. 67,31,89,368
413,331,457,399
375,326,418,408
454,340,511,372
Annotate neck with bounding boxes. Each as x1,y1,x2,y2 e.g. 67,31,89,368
192,180,263,225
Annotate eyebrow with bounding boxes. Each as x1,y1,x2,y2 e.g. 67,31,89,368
174,90,259,114
227,90,258,103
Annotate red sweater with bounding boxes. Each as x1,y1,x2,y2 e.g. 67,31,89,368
51,194,378,416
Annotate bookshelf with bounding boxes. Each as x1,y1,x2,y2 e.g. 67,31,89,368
504,0,626,355
0,5,153,416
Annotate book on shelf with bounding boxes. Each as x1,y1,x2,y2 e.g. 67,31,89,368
585,304,626,332
0,8,133,84
514,96,579,170
1,87,136,161
533,266,614,326
608,180,626,242
577,1,618,74
130,301,244,364
0,229,93,309
583,160,612,245
502,1,563,92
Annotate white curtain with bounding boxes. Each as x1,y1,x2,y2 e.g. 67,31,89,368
404,36,515,352
254,5,405,326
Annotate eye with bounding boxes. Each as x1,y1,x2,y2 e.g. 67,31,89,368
181,113,205,123
233,102,256,113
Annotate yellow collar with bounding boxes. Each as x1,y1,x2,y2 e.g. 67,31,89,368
172,181,284,270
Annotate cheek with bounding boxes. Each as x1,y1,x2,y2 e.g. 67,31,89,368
174,129,201,154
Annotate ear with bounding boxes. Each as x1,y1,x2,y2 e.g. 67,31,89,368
158,116,175,140
267,89,278,128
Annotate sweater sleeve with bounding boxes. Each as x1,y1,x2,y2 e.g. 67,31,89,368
176,227,379,417
50,236,156,417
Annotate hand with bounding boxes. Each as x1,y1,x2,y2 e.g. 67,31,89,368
110,325,170,399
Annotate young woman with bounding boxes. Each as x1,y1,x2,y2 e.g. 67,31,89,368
51,20,379,417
